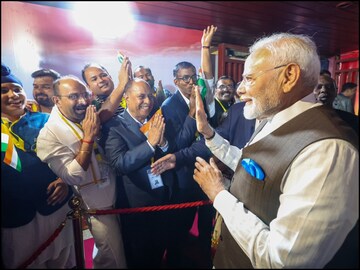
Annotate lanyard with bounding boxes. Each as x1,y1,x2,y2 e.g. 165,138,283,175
1,118,25,151
215,98,227,113
58,111,101,186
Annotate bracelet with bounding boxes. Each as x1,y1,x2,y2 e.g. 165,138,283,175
79,150,91,154
205,129,216,140
81,139,94,144
202,46,210,49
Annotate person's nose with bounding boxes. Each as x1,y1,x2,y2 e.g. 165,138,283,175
77,96,88,105
236,82,245,96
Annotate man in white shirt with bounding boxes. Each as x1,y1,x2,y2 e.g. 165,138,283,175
193,33,359,268
37,57,132,268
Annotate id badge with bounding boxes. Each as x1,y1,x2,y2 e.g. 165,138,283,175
147,169,164,189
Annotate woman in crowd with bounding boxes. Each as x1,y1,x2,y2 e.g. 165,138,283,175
1,63,75,268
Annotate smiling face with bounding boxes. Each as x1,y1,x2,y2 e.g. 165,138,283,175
32,75,55,108
215,78,235,102
53,78,91,123
237,49,285,120
125,80,154,123
83,66,114,97
1,82,27,121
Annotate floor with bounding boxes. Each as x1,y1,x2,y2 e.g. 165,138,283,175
81,212,208,269
83,229,95,269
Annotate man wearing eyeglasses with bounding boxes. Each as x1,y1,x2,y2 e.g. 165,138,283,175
36,57,132,268
193,33,358,268
210,76,236,128
160,25,217,268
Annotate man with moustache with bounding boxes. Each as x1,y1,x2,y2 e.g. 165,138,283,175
193,33,358,268
37,57,132,268
27,68,60,113
210,75,237,128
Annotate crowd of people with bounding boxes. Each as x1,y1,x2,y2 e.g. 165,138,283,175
1,25,358,269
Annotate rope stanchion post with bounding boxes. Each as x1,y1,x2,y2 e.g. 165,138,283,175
68,196,85,269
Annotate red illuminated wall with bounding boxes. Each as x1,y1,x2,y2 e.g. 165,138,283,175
1,2,203,98
334,50,359,115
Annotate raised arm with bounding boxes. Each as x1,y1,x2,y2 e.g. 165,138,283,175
98,56,132,122
201,25,217,79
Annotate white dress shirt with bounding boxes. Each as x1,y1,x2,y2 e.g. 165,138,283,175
37,106,117,210
206,100,359,268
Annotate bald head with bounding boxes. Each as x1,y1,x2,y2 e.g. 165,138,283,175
53,75,91,123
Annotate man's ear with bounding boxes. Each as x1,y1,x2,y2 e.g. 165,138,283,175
124,92,129,103
282,63,300,93
52,95,60,105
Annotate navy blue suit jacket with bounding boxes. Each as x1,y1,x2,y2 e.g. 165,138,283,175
161,90,200,189
100,110,174,208
175,102,256,168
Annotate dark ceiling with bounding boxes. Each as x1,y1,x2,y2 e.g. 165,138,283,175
26,1,359,58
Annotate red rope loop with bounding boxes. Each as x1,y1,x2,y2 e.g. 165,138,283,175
17,217,67,269
15,199,212,268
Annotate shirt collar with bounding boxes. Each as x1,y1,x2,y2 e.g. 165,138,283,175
178,89,190,107
126,108,147,126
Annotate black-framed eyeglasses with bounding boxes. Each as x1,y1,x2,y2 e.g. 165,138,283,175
240,64,288,87
176,74,197,83
57,92,92,101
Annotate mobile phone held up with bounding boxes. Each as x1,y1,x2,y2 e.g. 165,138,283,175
117,51,125,64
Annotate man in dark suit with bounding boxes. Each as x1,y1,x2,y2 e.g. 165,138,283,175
100,78,174,268
164,101,256,170
160,26,219,268
160,61,204,267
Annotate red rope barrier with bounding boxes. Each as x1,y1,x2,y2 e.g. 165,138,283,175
15,199,212,268
88,199,213,215
17,218,67,269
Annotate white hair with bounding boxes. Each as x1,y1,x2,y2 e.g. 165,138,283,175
250,33,321,89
